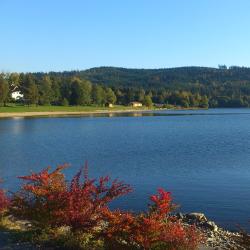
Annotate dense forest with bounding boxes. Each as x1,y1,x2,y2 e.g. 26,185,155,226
2,65,250,108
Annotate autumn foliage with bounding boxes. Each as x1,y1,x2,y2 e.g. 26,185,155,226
0,189,9,214
103,188,202,249
11,163,131,231
9,163,202,249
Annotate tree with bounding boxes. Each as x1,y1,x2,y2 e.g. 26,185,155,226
126,88,136,104
137,88,145,102
10,66,250,108
81,79,92,105
60,98,69,106
0,75,9,106
114,89,124,105
38,76,52,105
70,78,92,105
157,90,167,104
8,73,20,92
106,88,117,104
143,95,153,108
51,78,61,105
26,83,39,105
60,80,72,105
92,84,106,106
190,95,199,107
218,64,227,70
21,74,38,105
199,95,209,108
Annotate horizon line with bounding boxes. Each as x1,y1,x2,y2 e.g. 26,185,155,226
2,64,250,74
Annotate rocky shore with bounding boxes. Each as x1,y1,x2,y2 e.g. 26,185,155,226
177,213,249,250
0,213,249,249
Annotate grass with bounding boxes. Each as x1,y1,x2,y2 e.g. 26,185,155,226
0,104,151,113
0,215,104,249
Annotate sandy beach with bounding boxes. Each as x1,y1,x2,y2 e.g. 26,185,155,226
0,109,154,118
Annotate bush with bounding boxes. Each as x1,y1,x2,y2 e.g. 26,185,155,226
11,163,131,232
0,183,9,215
103,188,202,250
10,164,202,249
60,98,69,106
11,164,69,227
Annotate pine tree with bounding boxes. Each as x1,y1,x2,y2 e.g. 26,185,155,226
0,75,9,106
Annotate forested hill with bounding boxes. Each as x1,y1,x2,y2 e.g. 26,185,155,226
47,66,250,89
2,66,250,108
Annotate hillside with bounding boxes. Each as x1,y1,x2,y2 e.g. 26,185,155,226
2,66,250,108
47,66,250,89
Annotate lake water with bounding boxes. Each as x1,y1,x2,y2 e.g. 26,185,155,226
0,108,250,231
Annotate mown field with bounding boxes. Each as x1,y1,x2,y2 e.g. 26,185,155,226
0,104,149,113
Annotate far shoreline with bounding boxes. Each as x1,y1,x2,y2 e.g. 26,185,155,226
0,109,153,118
0,107,205,119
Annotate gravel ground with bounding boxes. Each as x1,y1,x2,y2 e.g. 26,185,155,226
178,213,249,250
0,213,249,250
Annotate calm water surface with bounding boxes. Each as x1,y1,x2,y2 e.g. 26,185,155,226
0,108,250,230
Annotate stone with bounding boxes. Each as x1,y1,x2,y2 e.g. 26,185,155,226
186,213,208,222
203,221,218,232
176,212,184,219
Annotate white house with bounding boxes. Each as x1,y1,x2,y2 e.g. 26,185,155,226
11,91,24,100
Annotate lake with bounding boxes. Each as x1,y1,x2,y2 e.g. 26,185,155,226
0,108,250,231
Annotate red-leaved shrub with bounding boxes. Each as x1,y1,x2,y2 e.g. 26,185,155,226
11,164,68,226
103,188,202,250
11,163,132,231
52,164,132,231
11,164,202,249
0,178,9,215
0,189,9,214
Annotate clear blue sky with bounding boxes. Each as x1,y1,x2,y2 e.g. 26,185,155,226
1,0,250,72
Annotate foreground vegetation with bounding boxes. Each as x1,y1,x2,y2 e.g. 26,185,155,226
0,163,203,250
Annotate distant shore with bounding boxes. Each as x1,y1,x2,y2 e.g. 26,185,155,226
0,105,204,118
0,109,155,118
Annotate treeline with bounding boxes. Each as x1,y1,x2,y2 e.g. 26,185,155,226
0,72,209,108
3,65,250,108
73,66,250,108
0,73,118,107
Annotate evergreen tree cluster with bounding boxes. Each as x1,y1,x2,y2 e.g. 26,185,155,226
0,73,118,107
3,65,250,108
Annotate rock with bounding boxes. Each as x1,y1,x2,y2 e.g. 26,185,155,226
177,212,249,249
186,213,208,222
198,246,214,250
203,221,218,232
176,212,184,219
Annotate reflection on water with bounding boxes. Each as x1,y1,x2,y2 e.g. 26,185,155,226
0,108,250,231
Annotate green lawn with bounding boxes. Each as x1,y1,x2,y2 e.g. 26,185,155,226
0,104,149,113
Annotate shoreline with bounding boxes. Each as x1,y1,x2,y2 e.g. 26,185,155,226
0,212,247,250
0,107,204,118
0,109,157,118
178,213,247,249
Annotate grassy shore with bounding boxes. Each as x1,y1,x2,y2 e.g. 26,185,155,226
0,104,205,118
0,104,158,118
0,104,151,113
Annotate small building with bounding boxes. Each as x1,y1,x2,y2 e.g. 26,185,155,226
11,91,24,100
154,103,165,108
106,103,114,108
130,101,143,107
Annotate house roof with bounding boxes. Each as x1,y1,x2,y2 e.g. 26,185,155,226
130,101,142,104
